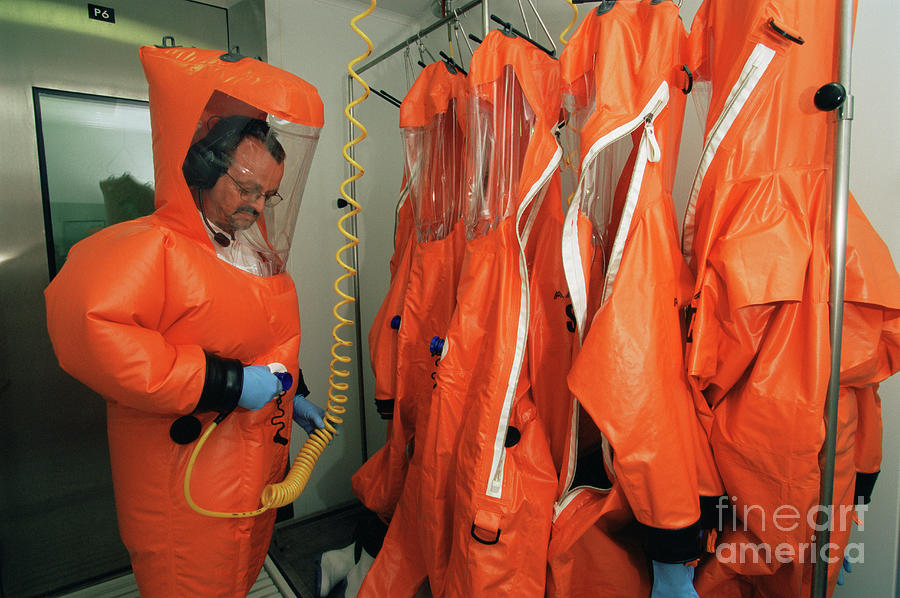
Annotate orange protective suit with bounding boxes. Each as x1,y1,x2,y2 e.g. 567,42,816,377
353,62,467,526
44,47,323,596
353,196,416,520
357,61,468,598
549,3,724,596
681,2,900,597
436,31,561,598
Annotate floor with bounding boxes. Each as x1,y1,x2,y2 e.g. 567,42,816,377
52,502,421,598
56,556,294,598
268,503,432,598
268,503,366,598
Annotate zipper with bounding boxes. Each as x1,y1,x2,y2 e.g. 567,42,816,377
562,82,669,341
484,142,562,499
555,81,669,515
600,98,665,303
681,43,777,258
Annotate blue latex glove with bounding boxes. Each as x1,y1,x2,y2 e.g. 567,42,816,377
651,561,700,598
836,557,852,585
238,365,283,410
292,394,326,435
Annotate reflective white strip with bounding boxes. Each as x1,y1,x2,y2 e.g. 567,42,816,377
600,94,665,303
561,82,669,336
561,193,588,341
519,181,545,248
485,143,563,499
681,43,776,258
560,393,579,498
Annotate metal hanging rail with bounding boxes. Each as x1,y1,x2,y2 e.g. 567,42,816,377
355,0,485,75
811,0,855,594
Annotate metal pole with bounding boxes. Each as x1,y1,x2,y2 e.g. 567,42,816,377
355,0,483,75
811,0,854,595
482,0,490,37
346,74,369,462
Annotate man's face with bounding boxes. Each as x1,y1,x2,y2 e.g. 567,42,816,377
204,137,285,234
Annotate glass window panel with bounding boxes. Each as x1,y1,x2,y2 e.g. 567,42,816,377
35,89,154,276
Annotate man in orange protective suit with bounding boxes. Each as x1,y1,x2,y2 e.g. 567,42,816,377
44,46,324,596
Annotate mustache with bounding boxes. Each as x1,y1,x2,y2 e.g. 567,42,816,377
233,206,259,217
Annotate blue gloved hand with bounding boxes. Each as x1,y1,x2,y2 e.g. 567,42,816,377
292,394,326,435
836,556,852,586
651,561,700,598
238,365,283,410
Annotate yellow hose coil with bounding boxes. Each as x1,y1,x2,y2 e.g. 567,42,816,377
263,0,376,509
560,0,578,45
185,0,376,518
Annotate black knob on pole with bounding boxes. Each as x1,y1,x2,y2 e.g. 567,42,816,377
814,82,847,112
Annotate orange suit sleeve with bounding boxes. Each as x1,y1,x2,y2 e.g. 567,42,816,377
45,224,206,415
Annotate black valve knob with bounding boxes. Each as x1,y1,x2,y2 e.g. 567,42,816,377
814,82,846,112
504,426,521,448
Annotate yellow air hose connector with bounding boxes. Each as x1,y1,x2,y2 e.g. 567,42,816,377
185,0,376,518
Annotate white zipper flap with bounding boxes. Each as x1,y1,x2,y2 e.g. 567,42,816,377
681,43,777,259
561,82,669,327
485,142,562,499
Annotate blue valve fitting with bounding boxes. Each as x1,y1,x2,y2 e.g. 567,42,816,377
390,315,401,330
430,336,445,357
267,363,293,395
273,372,293,394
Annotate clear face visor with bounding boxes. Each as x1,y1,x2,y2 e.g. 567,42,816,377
183,91,320,276
464,65,536,241
564,71,638,271
402,98,466,243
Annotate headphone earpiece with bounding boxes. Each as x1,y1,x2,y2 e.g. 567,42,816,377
183,142,226,190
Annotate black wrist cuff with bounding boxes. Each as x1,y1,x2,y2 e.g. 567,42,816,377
641,518,702,563
296,367,310,397
375,398,394,420
700,495,728,531
855,471,879,505
196,353,243,413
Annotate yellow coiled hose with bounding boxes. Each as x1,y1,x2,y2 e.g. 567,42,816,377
185,0,376,518
560,0,578,45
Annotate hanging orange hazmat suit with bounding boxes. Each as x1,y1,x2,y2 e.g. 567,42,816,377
434,30,561,598
353,61,467,526
548,3,724,596
44,46,323,596
353,193,416,520
681,2,900,596
357,59,469,598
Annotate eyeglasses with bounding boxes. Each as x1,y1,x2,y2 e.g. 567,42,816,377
224,171,283,207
